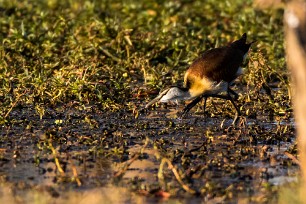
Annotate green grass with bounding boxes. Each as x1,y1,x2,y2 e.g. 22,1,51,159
0,0,288,122
0,0,296,203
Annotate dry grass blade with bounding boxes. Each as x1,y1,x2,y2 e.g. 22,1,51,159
158,158,198,195
48,140,65,176
114,137,149,178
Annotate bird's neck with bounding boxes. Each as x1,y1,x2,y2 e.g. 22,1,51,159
159,86,193,103
176,86,192,100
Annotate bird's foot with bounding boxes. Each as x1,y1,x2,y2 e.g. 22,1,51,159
231,112,242,126
177,109,188,119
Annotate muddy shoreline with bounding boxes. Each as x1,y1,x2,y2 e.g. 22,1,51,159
0,103,298,203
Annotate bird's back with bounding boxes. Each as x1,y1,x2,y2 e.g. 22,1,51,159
183,33,252,98
185,46,246,84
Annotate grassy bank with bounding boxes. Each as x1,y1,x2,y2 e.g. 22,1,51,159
0,0,297,203
0,0,288,121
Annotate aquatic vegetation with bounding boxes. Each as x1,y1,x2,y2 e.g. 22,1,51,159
0,0,297,203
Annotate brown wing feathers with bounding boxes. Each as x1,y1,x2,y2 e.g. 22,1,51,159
186,48,244,83
184,33,250,87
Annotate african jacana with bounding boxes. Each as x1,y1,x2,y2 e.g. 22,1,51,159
146,33,254,124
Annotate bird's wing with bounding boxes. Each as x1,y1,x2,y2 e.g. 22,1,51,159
186,47,245,83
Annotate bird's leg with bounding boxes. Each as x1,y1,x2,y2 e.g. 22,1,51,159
227,94,241,125
203,97,208,117
210,99,219,113
203,97,218,117
205,93,241,125
228,87,239,100
178,95,203,118
179,91,241,124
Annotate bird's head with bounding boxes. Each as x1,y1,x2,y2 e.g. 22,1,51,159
145,86,191,108
230,33,256,53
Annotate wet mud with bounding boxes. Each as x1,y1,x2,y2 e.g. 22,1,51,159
0,101,298,203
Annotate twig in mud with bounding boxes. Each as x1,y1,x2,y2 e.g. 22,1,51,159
187,140,207,153
48,140,65,176
114,137,149,178
70,159,82,187
284,151,300,166
113,152,139,178
4,90,27,118
100,47,121,62
158,157,198,195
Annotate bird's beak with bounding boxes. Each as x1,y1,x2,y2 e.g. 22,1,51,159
145,88,170,108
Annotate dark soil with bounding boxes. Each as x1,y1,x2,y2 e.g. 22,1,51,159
0,99,298,203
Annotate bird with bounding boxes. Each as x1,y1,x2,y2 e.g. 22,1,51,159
145,33,254,124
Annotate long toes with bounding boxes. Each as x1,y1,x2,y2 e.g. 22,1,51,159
177,109,188,119
232,113,240,125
